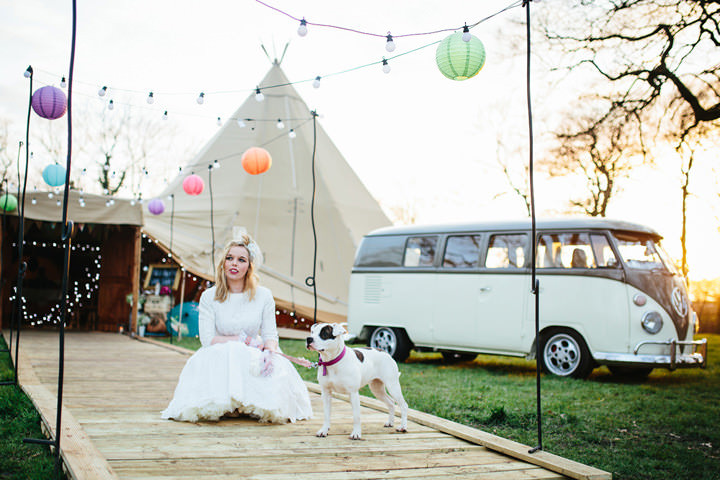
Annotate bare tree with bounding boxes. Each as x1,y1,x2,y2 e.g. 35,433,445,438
541,0,720,141
544,109,640,217
495,133,531,216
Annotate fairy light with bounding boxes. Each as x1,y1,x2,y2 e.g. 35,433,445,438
313,76,321,88
297,18,308,37
382,58,391,74
98,85,107,97
146,91,154,104
196,92,205,104
255,88,264,102
276,119,284,129
385,33,396,52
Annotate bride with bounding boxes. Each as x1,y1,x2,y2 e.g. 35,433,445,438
161,235,312,423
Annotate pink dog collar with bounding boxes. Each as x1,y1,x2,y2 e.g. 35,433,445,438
317,346,346,376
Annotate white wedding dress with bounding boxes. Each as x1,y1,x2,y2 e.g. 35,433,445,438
161,286,312,423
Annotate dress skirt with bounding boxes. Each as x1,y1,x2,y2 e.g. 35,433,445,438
161,341,312,423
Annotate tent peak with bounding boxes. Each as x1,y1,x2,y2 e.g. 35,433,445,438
260,42,290,67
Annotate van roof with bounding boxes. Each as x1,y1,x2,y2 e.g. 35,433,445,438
366,217,662,238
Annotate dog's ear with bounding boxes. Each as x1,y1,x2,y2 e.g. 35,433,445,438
332,323,347,337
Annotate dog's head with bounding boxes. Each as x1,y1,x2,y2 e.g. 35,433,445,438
306,323,347,353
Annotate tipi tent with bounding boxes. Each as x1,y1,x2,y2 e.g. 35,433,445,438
143,61,391,322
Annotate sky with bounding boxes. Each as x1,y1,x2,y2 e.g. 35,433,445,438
1,0,719,280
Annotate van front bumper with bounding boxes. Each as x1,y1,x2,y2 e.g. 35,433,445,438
593,338,707,370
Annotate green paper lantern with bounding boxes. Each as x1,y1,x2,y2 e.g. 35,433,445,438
436,32,486,81
0,194,18,212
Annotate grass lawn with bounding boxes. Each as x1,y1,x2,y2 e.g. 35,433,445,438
0,336,61,480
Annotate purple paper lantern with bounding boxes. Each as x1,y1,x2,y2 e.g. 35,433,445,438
147,198,165,215
31,86,67,120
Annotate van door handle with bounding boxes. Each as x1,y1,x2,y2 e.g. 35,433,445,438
479,287,491,292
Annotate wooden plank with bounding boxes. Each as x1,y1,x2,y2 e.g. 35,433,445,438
12,331,613,480
306,384,610,480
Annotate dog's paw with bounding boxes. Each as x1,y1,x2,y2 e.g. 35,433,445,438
349,430,363,440
384,421,394,428
396,426,408,433
316,428,329,437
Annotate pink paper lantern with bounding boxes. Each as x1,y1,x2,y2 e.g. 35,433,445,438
31,86,67,120
147,198,165,215
183,174,204,195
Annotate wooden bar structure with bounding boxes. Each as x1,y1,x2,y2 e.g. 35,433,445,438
8,330,611,480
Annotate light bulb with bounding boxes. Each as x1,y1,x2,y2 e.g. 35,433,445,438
213,159,220,170
98,86,107,97
289,129,296,139
163,111,168,120
197,92,205,104
237,118,246,128
60,77,67,88
31,197,37,205
108,99,114,110
313,76,321,89
217,117,222,126
297,18,308,37
255,88,264,102
462,24,471,42
146,92,154,104
385,33,396,52
276,119,284,129
24,66,33,78
382,58,391,74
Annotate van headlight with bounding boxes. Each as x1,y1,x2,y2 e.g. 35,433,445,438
641,311,663,334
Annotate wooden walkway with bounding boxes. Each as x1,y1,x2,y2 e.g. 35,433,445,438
8,331,611,480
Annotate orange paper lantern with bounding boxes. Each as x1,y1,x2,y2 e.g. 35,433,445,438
241,147,272,175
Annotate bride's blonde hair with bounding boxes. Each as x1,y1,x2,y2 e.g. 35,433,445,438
214,234,262,302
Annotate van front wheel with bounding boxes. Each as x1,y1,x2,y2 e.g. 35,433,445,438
540,330,593,379
369,327,411,362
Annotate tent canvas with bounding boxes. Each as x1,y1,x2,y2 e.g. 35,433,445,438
143,62,391,322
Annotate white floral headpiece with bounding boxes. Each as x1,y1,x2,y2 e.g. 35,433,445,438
232,227,264,268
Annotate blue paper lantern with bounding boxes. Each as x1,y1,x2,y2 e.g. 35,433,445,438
43,163,66,187
436,32,486,81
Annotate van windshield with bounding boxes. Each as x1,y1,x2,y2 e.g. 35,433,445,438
613,232,675,273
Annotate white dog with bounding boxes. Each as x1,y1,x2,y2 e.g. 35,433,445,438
306,323,408,440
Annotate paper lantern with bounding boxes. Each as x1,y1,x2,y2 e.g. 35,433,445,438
241,147,272,175
147,198,165,215
183,174,204,195
436,32,486,81
42,163,66,187
31,86,68,120
0,194,18,212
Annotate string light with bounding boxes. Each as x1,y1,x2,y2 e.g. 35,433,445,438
237,118,246,128
289,129,296,139
462,24,472,42
163,110,168,120
197,92,205,104
108,99,114,110
213,159,220,170
297,18,308,37
216,116,222,126
24,66,33,78
313,76,321,88
98,86,108,97
382,58,391,74
255,87,264,102
146,91,154,104
60,76,67,88
276,118,284,129
385,33,396,52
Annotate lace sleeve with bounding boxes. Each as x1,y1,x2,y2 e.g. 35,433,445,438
198,289,217,347
259,289,279,343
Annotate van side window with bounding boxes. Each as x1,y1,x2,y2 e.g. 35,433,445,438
443,235,482,268
485,234,528,269
354,236,405,267
536,233,597,269
590,234,619,268
404,236,438,267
